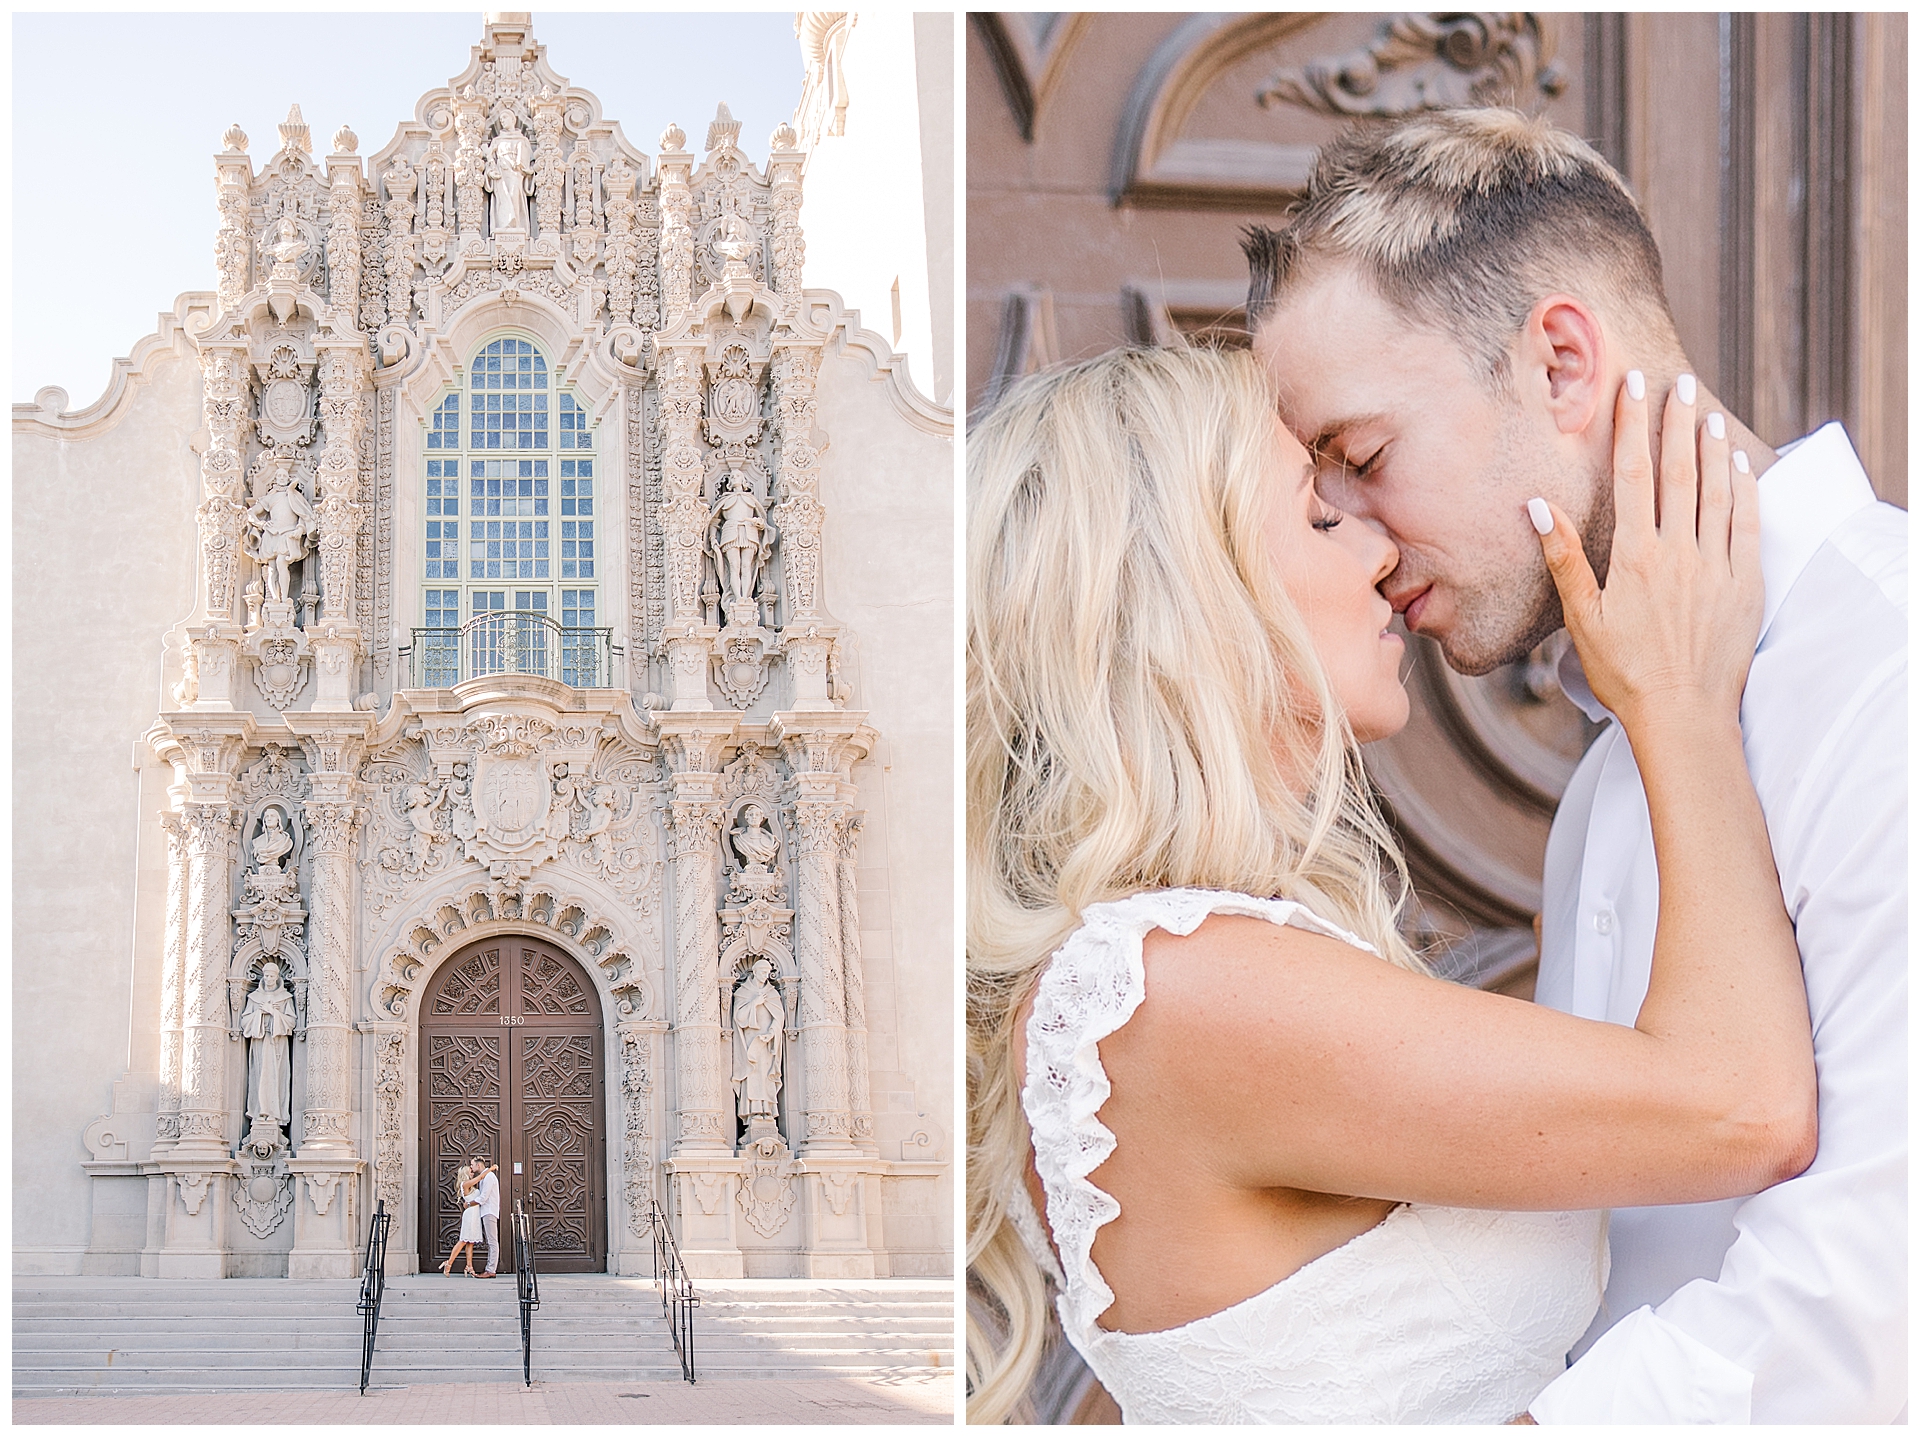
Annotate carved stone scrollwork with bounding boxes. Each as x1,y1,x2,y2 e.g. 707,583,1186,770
736,1129,798,1238
372,1029,406,1216
233,1154,295,1237
1256,13,1567,118
620,1028,655,1237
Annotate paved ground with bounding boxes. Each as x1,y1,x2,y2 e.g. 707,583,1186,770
12,1372,956,1425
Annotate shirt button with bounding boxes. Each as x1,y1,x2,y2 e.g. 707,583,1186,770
1594,911,1615,936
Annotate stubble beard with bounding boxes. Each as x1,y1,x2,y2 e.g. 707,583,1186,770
1433,434,1614,678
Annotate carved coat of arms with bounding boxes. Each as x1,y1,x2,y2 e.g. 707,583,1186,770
466,751,561,872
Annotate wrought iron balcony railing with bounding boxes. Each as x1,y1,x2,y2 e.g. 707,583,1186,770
408,614,618,689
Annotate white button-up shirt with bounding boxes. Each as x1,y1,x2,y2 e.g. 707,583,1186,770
1529,424,1907,1423
476,1169,501,1221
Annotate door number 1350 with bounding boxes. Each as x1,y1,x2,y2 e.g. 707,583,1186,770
498,1015,525,1026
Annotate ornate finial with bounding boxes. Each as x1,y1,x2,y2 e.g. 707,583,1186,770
279,105,311,154
705,102,741,153
770,121,798,152
222,123,249,153
661,121,686,152
331,124,359,155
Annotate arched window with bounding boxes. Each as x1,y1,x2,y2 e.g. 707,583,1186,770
416,337,600,686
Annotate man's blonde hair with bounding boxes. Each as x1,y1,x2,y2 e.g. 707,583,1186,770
1246,108,1679,387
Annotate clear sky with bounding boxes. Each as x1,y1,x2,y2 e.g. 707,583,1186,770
12,11,806,406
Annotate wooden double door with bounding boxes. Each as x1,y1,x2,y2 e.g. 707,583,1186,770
418,937,607,1272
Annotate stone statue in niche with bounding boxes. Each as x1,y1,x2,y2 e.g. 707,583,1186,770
241,960,298,1150
267,214,307,279
251,805,295,874
731,957,786,1122
731,802,780,871
485,111,533,234
243,461,317,605
715,213,755,267
707,468,774,628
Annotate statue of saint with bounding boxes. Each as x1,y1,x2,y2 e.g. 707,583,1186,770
251,806,294,875
484,112,533,234
730,958,785,1120
241,961,298,1137
706,468,773,626
243,461,317,605
730,803,780,872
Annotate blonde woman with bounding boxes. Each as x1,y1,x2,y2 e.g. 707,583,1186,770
440,1162,490,1277
965,346,1813,1423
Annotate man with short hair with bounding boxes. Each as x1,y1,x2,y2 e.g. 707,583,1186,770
1248,108,1905,1422
469,1155,501,1278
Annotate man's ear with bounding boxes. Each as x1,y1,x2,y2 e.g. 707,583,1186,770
1524,294,1607,436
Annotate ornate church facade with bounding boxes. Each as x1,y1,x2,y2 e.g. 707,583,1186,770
15,15,953,1282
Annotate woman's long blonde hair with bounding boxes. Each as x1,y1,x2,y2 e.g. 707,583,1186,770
965,345,1424,1423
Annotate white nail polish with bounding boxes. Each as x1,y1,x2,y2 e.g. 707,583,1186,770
1626,370,1646,401
1677,373,1697,405
1527,497,1554,536
1733,450,1751,474
1707,411,1726,440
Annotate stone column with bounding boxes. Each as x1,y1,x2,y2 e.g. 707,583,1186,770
767,124,806,297
614,1019,670,1277
771,345,837,711
147,720,250,1277
151,808,189,1158
838,814,877,1152
791,799,854,1152
324,134,363,331
773,715,877,1277
286,716,371,1277
657,344,717,710
191,343,250,707
658,718,743,1277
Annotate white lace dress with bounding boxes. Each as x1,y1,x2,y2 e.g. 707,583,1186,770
1016,888,1609,1424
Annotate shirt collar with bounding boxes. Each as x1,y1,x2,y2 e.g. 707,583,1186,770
1556,422,1878,723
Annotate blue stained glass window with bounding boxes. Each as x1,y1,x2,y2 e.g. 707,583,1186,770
427,337,595,684
559,393,592,449
427,393,460,449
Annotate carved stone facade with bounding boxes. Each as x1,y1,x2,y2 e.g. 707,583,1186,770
19,14,952,1283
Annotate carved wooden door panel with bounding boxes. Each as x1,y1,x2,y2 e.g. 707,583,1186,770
419,938,606,1272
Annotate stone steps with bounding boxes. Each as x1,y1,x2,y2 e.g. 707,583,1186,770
12,1275,955,1395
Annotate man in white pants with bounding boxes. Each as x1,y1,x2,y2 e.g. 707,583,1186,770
1250,108,1905,1422
470,1155,502,1278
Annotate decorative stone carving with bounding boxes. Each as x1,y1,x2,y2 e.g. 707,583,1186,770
736,1128,798,1238
240,960,297,1153
485,109,534,235
372,1029,406,1215
620,1028,655,1237
242,457,317,605
1256,12,1567,118
233,1153,295,1238
707,467,774,630
730,958,786,1124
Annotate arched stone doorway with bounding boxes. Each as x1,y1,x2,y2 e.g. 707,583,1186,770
418,936,607,1273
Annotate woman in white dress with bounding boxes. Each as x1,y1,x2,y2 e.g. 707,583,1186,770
965,345,1812,1422
440,1165,487,1276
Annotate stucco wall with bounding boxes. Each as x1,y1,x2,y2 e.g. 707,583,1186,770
14,340,203,1271
815,339,955,1269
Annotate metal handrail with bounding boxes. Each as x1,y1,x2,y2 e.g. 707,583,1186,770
513,1199,540,1388
407,614,618,689
355,1198,391,1394
649,1192,699,1383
